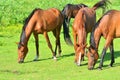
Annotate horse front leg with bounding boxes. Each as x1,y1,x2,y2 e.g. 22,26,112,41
43,32,56,60
33,33,39,61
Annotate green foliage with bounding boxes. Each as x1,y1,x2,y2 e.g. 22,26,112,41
0,0,115,27
0,25,120,80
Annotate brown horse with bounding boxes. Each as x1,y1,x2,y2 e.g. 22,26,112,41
72,0,109,66
17,8,65,63
87,10,120,70
62,3,88,45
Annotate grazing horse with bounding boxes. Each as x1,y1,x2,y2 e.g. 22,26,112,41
62,3,88,45
17,8,64,63
72,0,109,66
87,10,120,70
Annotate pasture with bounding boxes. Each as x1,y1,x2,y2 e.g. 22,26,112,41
0,0,120,80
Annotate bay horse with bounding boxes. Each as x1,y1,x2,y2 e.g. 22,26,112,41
87,10,120,70
72,0,109,66
62,3,88,45
17,8,64,63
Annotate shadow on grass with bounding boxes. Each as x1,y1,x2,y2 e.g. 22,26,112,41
0,69,38,75
23,53,75,63
94,51,120,70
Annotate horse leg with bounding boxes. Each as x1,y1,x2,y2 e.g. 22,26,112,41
33,33,39,61
52,29,61,57
73,29,77,50
43,32,56,60
109,40,115,67
98,36,113,70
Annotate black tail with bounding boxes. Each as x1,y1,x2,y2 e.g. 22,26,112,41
92,0,111,13
63,18,73,46
62,6,73,46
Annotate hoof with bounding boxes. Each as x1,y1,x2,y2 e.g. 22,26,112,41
18,60,24,63
98,67,102,70
88,67,93,70
53,56,57,61
33,59,39,61
33,56,39,61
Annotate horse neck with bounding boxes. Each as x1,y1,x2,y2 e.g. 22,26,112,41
90,27,101,49
20,20,35,45
78,27,86,45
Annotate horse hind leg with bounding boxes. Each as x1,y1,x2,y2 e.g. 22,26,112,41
109,41,115,67
99,36,113,70
43,32,57,60
52,29,61,57
33,33,39,61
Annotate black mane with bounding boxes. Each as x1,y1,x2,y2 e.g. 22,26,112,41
90,10,111,49
19,8,40,46
62,3,88,16
23,8,40,30
90,17,102,50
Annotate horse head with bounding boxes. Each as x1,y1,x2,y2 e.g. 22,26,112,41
17,42,28,63
74,44,87,66
86,45,99,70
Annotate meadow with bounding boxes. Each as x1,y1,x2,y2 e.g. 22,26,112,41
0,0,120,80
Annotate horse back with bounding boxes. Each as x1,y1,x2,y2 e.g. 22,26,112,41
73,7,96,33
96,10,120,38
33,8,63,33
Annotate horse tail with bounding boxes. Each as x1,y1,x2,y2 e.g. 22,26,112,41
92,0,111,12
63,18,73,46
62,5,73,46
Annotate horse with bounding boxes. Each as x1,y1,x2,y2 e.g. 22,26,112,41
72,0,110,66
62,3,88,45
87,10,120,70
17,8,65,63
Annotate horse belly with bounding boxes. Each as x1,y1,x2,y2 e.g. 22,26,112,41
115,25,120,38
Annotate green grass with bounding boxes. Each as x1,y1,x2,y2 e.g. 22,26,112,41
1,0,120,80
1,26,120,80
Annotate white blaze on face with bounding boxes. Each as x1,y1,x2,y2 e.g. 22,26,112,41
77,52,81,66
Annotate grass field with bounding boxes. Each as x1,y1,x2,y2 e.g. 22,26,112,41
0,0,120,80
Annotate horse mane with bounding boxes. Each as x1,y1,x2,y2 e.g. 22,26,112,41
77,3,88,8
92,0,111,13
19,8,41,45
90,17,102,50
62,3,87,16
23,8,40,30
